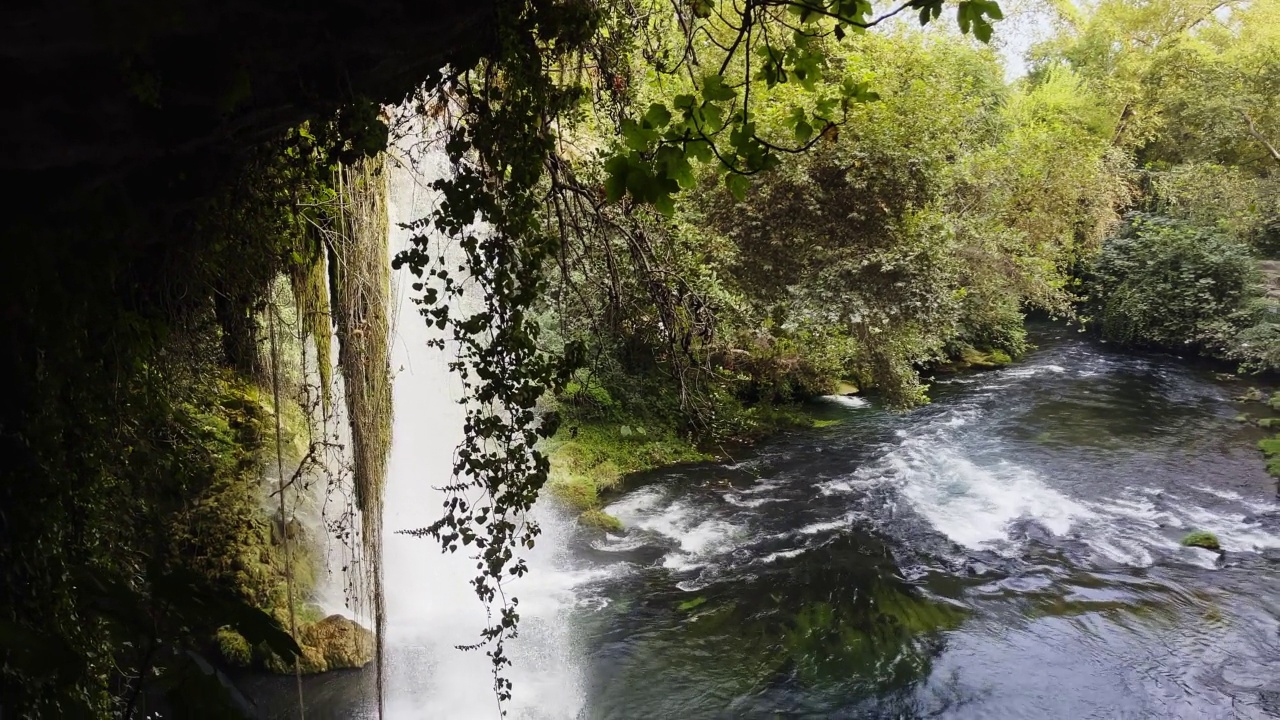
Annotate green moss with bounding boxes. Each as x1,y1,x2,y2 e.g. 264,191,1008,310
579,509,623,532
1258,418,1279,429
677,596,708,611
545,422,709,511
960,346,1012,369
812,419,842,428
215,628,253,668
1181,531,1221,550
1270,394,1280,411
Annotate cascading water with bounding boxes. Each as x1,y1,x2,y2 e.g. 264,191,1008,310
375,119,586,719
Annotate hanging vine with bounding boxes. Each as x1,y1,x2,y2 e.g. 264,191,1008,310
392,0,1001,706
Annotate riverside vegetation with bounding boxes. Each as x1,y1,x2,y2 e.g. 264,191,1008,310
1,0,1278,715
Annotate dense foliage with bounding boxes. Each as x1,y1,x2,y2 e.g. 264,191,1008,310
2,0,1278,715
1087,214,1258,353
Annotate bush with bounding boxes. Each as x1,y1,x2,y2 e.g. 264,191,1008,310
1088,214,1258,359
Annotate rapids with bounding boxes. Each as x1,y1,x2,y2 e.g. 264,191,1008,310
240,137,1280,719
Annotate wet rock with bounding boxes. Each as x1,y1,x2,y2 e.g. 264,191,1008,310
1236,388,1264,403
299,615,374,671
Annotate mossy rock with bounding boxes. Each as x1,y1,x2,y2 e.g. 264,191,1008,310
578,509,623,532
1270,394,1280,411
261,641,328,674
299,615,374,671
215,627,253,668
1180,531,1221,551
961,346,1013,369
835,381,860,395
1236,388,1265,403
1258,418,1280,429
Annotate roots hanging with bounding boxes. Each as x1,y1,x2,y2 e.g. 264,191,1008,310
331,153,393,715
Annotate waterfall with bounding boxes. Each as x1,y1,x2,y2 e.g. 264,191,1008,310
377,116,585,719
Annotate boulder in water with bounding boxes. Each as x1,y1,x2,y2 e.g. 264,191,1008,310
1180,530,1221,551
299,615,374,671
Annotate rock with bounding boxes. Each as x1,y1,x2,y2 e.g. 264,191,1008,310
1237,388,1264,403
1180,530,1221,551
1259,418,1279,429
299,615,374,671
262,640,328,674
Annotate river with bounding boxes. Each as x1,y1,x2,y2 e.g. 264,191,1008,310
574,325,1280,719
247,323,1280,719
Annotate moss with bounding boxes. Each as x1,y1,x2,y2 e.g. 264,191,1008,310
1181,531,1221,550
933,345,1015,374
215,628,253,668
1261,435,1280,477
835,381,860,395
677,596,708,611
812,419,842,428
1258,417,1279,429
545,422,709,511
960,346,1012,369
1270,393,1280,411
578,509,623,532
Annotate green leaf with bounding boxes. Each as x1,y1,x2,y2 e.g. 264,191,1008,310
795,120,814,144
702,74,737,102
725,173,750,202
644,103,672,129
974,20,993,43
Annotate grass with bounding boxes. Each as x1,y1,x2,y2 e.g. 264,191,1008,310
544,422,710,526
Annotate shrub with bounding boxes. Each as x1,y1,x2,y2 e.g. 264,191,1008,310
1088,214,1258,358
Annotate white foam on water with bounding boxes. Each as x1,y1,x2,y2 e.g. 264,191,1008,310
1002,364,1067,378
797,514,854,535
1199,487,1280,514
605,492,747,572
867,438,1094,552
1178,506,1280,553
821,394,870,408
759,547,808,564
723,493,785,508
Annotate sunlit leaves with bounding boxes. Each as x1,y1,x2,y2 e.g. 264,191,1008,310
596,0,1003,210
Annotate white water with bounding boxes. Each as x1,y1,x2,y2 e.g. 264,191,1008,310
378,121,584,719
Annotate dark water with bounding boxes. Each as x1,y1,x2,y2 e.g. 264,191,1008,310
572,326,1280,719
246,326,1280,719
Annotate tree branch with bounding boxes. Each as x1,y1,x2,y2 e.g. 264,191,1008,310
1238,109,1280,165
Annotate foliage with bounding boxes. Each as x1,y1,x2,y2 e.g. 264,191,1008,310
1085,213,1267,364
387,0,1018,698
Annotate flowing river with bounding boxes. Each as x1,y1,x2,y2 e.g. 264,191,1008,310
244,135,1280,718
251,323,1280,719
573,327,1280,719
